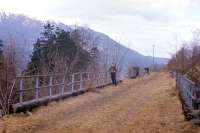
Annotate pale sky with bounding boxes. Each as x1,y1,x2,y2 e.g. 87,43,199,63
1,0,200,58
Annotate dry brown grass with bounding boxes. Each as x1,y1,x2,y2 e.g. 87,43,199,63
0,72,199,133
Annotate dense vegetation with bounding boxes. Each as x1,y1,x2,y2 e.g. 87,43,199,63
27,24,92,75
168,31,200,85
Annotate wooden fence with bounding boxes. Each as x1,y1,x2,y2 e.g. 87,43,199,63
13,72,112,112
177,73,200,123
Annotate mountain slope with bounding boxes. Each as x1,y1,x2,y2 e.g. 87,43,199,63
0,13,168,72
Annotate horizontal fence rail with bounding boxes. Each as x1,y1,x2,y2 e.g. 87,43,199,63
13,71,114,111
176,73,200,122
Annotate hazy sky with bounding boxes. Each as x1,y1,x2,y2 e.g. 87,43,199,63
1,0,200,57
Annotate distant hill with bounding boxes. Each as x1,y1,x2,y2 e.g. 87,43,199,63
0,13,168,73
79,28,168,67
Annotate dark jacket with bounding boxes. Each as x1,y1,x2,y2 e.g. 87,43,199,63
109,66,117,73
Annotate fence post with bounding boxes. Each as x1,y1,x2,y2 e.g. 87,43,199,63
102,72,105,86
80,73,83,90
49,76,53,96
35,77,39,99
97,73,100,87
98,73,101,87
72,74,75,93
106,72,108,84
94,73,97,87
62,75,65,94
101,73,103,86
19,79,23,103
92,73,95,88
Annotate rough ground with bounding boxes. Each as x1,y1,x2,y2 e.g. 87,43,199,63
0,72,199,133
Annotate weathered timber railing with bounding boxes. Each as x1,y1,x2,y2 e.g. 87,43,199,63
13,72,112,111
177,74,200,122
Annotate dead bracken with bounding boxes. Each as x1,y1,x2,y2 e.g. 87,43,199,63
0,73,198,133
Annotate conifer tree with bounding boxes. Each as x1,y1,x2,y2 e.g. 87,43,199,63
27,23,91,74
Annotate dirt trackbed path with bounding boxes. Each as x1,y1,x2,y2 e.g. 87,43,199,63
0,72,199,133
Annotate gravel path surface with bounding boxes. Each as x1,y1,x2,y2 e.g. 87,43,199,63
0,72,198,133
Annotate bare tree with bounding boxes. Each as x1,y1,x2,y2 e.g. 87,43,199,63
0,39,17,115
168,30,200,84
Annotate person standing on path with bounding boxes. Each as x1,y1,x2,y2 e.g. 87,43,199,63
109,64,117,85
